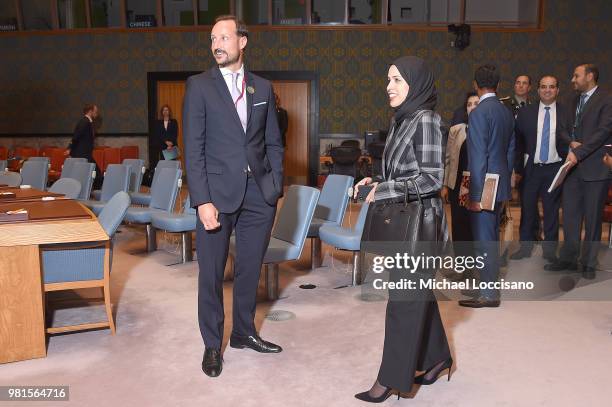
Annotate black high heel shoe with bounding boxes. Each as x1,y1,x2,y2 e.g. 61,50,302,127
414,357,453,385
354,387,399,403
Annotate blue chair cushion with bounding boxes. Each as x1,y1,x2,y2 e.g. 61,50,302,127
81,200,106,216
307,217,333,237
124,207,164,224
150,212,196,232
319,223,362,251
263,238,301,264
42,246,106,283
129,191,152,206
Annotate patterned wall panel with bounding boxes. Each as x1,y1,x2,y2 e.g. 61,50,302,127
0,0,610,136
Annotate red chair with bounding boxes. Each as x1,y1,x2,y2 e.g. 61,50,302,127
47,147,67,181
0,146,9,160
120,145,139,161
103,148,121,171
92,147,106,172
15,146,38,159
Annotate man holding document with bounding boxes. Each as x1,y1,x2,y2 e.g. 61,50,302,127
459,64,515,308
546,64,612,278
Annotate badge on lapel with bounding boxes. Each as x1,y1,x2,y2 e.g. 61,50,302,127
247,86,255,95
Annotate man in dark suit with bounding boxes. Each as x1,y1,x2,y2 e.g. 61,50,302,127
546,64,612,278
274,92,288,146
67,104,98,161
183,15,284,378
459,64,515,308
511,75,571,262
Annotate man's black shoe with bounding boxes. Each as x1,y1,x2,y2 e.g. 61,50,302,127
544,260,578,272
202,348,222,377
458,298,501,308
230,334,282,353
582,266,597,280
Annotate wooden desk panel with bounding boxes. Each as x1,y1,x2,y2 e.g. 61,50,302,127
0,188,65,203
0,201,108,364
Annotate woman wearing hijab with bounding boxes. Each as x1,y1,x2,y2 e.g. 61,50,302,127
354,56,452,402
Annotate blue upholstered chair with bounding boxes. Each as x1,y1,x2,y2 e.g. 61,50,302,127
229,185,320,300
48,178,82,199
307,174,353,269
41,191,131,335
64,162,96,200
0,170,21,186
20,160,49,190
130,160,181,206
122,158,145,193
0,160,6,172
319,202,370,286
150,195,197,264
83,164,130,215
124,167,182,252
60,157,87,179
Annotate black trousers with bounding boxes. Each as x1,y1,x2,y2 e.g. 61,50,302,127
559,169,609,268
377,271,451,392
519,163,562,257
196,177,276,349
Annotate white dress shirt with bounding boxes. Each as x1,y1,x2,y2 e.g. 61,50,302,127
533,101,561,164
480,92,497,102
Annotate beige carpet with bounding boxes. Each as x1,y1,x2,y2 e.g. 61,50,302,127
1,223,611,407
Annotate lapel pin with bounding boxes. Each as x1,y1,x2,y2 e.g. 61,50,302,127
247,86,255,95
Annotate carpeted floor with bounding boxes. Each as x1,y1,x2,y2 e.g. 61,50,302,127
1,211,611,407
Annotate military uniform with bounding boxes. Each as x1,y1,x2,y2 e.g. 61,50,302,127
499,95,532,118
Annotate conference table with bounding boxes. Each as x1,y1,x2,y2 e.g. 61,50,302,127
0,187,108,364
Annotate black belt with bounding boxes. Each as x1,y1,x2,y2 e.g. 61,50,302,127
533,162,561,167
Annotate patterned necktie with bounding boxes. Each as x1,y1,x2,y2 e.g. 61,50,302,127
230,72,247,132
572,94,588,140
539,106,550,163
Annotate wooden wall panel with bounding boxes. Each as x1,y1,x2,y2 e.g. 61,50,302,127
271,81,309,185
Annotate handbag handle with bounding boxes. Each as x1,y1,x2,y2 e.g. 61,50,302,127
402,177,423,206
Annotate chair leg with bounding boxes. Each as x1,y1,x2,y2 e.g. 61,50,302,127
311,237,322,269
181,232,193,263
352,250,365,286
609,223,612,249
265,263,279,301
146,224,157,252
103,280,115,335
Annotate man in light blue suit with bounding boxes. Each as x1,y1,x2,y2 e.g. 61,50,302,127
460,64,515,308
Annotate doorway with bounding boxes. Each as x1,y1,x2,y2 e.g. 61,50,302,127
148,71,319,186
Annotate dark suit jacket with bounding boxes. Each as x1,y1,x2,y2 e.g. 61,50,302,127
183,66,284,213
514,102,572,177
558,87,612,181
69,116,94,160
154,119,178,151
467,96,515,203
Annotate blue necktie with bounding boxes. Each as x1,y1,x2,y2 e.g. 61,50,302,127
539,106,550,163
572,94,588,140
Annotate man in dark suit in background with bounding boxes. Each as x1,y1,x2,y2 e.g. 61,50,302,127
511,75,571,262
274,92,288,146
459,64,515,308
67,103,98,161
183,15,284,378
500,74,533,118
546,64,612,278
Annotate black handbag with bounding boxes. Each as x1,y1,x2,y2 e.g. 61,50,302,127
361,178,441,255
